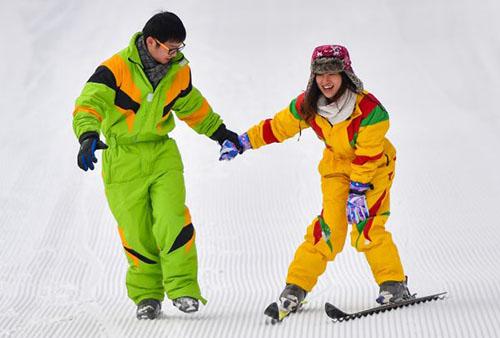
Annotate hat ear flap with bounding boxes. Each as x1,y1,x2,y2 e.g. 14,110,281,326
344,71,363,93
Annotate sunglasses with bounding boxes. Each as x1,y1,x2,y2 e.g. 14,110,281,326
154,39,186,56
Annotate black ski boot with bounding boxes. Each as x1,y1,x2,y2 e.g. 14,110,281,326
279,284,307,312
376,277,413,305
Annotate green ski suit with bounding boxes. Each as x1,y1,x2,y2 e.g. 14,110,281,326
73,33,223,305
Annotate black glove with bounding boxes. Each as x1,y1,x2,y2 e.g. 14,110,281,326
77,132,108,171
210,124,243,153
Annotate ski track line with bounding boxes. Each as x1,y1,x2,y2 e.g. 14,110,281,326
18,178,123,337
0,161,65,334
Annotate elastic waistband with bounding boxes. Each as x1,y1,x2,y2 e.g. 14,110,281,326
106,134,170,146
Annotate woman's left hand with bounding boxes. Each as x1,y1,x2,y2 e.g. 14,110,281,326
346,181,371,224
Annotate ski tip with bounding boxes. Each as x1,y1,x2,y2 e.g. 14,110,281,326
264,302,280,321
427,291,448,302
325,302,348,321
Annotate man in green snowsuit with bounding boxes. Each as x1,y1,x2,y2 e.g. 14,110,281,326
72,12,242,320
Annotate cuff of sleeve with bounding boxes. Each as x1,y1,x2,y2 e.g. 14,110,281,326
78,131,99,144
209,124,227,145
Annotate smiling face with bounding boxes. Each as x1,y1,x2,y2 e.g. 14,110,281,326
315,72,343,99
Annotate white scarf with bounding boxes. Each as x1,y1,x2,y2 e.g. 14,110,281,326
317,89,356,126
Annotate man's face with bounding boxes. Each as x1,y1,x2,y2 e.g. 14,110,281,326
145,37,185,64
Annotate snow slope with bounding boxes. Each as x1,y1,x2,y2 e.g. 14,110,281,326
1,0,499,337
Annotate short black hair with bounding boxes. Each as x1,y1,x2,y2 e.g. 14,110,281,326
142,11,186,43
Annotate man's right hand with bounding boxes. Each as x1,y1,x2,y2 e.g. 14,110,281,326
210,124,243,153
77,132,108,171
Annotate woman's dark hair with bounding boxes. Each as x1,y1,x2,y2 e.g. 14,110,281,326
143,11,186,43
301,72,356,122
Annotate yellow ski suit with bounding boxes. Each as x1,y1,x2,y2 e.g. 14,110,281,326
247,90,405,291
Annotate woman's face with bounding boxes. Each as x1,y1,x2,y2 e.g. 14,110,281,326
315,73,343,99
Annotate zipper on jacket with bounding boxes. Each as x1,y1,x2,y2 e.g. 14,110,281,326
128,57,154,91
128,56,180,96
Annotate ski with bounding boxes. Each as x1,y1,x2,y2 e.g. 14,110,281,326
325,292,447,322
264,301,304,324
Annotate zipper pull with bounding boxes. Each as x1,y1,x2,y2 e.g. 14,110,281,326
147,93,154,102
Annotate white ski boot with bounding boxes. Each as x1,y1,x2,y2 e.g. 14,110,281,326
173,296,199,313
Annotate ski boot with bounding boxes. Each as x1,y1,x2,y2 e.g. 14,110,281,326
279,284,307,312
376,277,413,305
173,296,199,313
136,299,162,320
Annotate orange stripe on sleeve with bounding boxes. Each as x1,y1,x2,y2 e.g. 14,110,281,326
179,98,211,127
73,106,103,122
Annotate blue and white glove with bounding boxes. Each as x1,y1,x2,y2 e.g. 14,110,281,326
219,133,252,161
346,181,372,224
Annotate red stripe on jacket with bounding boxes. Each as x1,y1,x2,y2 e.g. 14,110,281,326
295,93,305,115
262,119,279,144
347,93,380,143
313,219,322,244
309,118,325,140
295,93,325,141
352,152,384,165
358,93,379,114
363,190,387,241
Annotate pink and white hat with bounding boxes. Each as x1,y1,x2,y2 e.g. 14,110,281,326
307,44,363,93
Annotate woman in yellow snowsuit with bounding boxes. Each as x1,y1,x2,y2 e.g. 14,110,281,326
221,44,412,310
